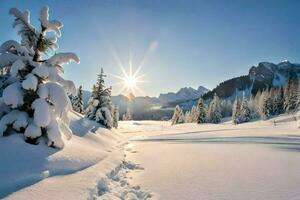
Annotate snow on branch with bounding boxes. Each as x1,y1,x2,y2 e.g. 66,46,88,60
37,82,71,115
46,53,80,66
0,53,22,69
0,40,31,56
40,6,63,37
2,82,24,108
0,110,28,136
9,8,34,30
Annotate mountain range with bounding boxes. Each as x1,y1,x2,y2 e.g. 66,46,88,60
83,86,209,120
83,60,300,120
202,60,300,100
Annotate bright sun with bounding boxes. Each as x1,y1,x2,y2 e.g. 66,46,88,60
112,58,145,96
110,41,158,96
125,76,137,89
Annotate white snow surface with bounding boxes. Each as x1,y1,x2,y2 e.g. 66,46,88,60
119,114,300,200
1,111,127,199
2,113,300,200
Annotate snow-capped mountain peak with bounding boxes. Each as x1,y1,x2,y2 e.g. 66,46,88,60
158,86,209,103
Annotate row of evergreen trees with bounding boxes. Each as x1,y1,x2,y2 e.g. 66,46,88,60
172,77,300,125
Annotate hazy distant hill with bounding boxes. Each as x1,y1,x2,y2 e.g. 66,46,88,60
158,86,209,103
83,85,209,120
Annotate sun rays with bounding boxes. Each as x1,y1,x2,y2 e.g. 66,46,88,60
111,59,146,96
109,41,158,96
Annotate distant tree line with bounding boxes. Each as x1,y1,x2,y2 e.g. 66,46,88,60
172,76,300,125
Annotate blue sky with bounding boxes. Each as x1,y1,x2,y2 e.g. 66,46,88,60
1,0,300,97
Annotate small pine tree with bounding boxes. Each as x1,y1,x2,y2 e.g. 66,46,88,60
260,91,272,120
232,96,241,124
171,105,184,125
240,98,251,123
208,93,222,124
85,68,113,128
273,87,284,115
122,107,132,121
112,106,119,128
184,111,192,123
69,86,84,113
284,78,298,113
197,98,206,124
190,105,199,123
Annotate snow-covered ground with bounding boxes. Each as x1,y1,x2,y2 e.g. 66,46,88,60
119,114,300,200
2,113,300,199
1,111,151,199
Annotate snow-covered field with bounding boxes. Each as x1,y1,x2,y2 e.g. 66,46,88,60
120,114,300,200
2,113,300,199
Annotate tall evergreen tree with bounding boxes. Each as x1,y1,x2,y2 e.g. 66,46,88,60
69,86,84,113
260,90,272,120
232,96,241,124
171,105,184,125
284,77,298,113
122,107,132,121
208,93,222,124
112,106,119,128
0,6,79,148
273,87,284,115
190,105,199,123
240,98,251,123
197,98,206,124
184,111,192,123
85,68,113,128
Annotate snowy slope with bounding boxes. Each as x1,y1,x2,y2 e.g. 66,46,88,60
2,112,300,199
0,111,135,199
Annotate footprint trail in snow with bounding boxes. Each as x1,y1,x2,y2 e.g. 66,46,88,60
91,143,153,200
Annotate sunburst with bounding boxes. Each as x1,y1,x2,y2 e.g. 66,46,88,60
111,53,146,96
110,42,158,97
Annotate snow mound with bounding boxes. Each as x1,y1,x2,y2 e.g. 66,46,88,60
1,111,125,199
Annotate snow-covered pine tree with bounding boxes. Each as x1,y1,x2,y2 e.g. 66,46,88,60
122,107,132,121
95,86,113,128
85,68,113,128
69,85,84,113
232,96,241,124
284,77,298,113
171,105,184,125
260,90,272,120
190,105,199,123
77,85,84,113
208,93,222,124
112,105,119,128
240,98,251,123
296,84,300,111
0,7,79,148
273,87,284,115
196,97,206,124
184,111,191,123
